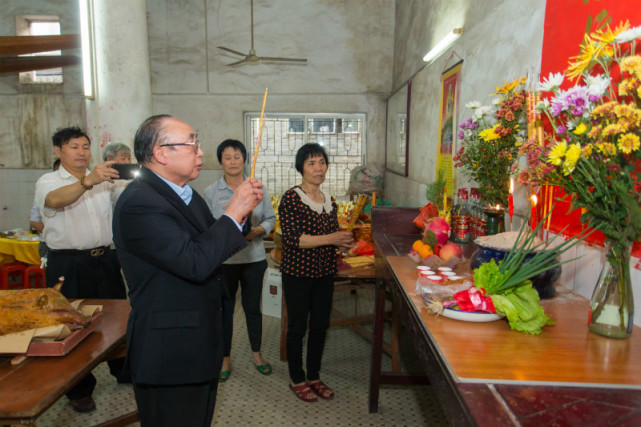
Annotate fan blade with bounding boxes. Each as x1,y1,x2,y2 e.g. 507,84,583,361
217,46,246,57
259,56,307,63
227,58,249,67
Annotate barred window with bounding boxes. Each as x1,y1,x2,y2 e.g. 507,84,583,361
245,113,366,199
16,15,63,84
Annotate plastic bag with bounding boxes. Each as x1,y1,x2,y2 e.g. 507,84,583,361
347,163,383,194
412,203,440,230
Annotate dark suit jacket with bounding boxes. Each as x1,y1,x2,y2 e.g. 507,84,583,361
113,166,247,385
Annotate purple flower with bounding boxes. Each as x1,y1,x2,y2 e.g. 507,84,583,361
458,130,465,139
550,85,590,118
556,125,566,134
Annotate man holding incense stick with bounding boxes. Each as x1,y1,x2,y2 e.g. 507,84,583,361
113,115,264,426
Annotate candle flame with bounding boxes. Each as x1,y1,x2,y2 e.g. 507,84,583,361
531,194,537,206
509,178,514,194
495,204,501,210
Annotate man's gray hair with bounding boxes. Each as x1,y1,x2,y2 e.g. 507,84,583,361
102,142,131,161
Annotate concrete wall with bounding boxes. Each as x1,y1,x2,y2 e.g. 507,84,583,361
0,0,394,227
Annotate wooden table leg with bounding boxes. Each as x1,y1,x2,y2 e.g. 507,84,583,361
391,292,401,372
368,283,387,413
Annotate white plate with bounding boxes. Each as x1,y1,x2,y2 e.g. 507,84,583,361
441,307,504,323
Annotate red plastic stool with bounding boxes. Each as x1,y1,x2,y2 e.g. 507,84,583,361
0,262,27,290
25,265,46,289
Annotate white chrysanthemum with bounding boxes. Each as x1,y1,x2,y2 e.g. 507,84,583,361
465,101,481,109
585,74,610,98
474,105,494,119
537,72,565,92
491,97,502,106
536,99,550,112
615,26,641,43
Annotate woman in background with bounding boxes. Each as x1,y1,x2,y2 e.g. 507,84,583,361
278,143,354,402
204,139,276,382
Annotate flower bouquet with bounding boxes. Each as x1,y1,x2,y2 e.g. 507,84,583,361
519,21,641,338
453,78,527,207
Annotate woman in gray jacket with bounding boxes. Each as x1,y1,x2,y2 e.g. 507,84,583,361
204,139,276,382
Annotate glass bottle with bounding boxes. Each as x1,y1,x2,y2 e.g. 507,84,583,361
452,188,471,243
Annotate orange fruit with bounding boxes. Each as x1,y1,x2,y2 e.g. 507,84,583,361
412,240,424,252
418,244,433,258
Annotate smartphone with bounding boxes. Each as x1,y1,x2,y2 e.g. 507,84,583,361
112,163,141,180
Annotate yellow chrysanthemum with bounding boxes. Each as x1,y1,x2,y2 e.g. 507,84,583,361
573,123,587,135
602,123,625,137
588,125,602,139
562,144,582,176
591,101,617,117
479,125,501,141
547,141,568,165
617,133,640,154
596,142,617,156
567,35,598,81
494,76,526,95
621,55,641,79
582,144,594,157
591,21,629,56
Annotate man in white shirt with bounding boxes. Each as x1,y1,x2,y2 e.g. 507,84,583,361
34,126,128,413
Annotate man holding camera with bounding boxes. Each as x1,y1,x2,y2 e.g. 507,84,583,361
34,126,129,413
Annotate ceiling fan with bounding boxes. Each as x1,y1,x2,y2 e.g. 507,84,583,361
217,0,307,67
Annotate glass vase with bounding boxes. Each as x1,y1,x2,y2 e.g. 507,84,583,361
588,241,634,339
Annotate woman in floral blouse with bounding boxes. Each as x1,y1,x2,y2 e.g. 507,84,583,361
279,143,354,403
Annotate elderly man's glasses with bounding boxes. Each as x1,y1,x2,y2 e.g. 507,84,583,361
159,139,202,153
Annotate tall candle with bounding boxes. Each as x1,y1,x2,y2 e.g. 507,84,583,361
530,195,538,231
508,178,514,231
372,192,376,207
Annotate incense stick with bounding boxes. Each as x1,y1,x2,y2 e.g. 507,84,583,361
250,88,268,178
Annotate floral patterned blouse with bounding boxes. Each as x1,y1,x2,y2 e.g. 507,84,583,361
279,186,339,278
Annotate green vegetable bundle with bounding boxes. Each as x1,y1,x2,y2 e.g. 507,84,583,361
473,209,592,334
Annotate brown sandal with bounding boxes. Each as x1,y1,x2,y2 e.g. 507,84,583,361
308,380,335,399
289,383,317,402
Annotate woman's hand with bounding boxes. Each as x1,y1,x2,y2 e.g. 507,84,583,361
245,226,265,241
329,231,355,249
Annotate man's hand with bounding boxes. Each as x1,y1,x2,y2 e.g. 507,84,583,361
225,178,264,224
85,161,120,186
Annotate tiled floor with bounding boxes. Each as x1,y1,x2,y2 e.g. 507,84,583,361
36,287,448,426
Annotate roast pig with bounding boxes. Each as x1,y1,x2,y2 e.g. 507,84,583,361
0,280,89,335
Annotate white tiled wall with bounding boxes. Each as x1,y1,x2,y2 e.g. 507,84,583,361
0,168,49,231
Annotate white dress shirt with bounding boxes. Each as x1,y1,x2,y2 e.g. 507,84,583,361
35,165,120,250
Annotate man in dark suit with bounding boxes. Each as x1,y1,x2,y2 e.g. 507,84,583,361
113,114,264,426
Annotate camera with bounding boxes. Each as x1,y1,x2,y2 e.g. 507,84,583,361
112,163,141,180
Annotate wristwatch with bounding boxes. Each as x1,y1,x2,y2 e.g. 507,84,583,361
79,176,93,190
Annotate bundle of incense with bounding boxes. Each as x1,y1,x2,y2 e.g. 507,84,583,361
346,194,368,232
250,88,268,179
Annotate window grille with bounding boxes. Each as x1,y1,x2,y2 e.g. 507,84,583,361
244,113,366,199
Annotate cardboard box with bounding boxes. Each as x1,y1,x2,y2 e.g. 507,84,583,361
262,268,282,319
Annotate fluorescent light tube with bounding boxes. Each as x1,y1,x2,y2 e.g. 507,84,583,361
79,0,94,98
423,28,464,63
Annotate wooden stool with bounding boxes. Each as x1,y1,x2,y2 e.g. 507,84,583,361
0,262,27,290
25,265,46,288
